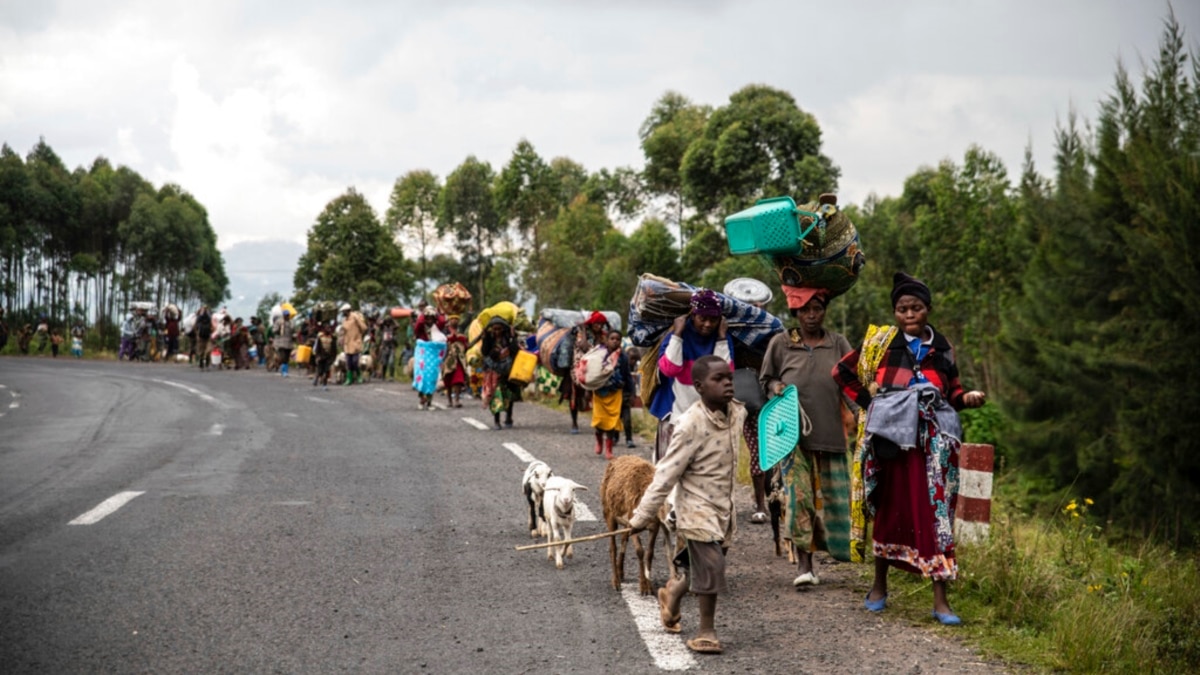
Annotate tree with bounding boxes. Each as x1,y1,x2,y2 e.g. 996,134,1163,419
582,166,645,222
537,196,618,309
256,291,284,323
681,84,839,216
293,188,413,307
549,156,589,210
999,13,1200,545
439,157,500,305
626,218,682,282
495,140,558,302
640,91,710,245
386,169,442,297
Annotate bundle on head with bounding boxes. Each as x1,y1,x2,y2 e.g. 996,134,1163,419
601,455,662,596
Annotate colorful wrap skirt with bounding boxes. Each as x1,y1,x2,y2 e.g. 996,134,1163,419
783,447,852,562
413,340,446,395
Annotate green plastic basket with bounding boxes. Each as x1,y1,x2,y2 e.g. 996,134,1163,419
724,196,820,256
758,384,801,471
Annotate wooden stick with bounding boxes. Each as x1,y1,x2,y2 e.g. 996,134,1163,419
514,528,633,551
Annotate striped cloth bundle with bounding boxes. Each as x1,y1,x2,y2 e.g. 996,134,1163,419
627,273,782,353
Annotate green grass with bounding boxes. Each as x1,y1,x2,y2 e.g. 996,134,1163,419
875,486,1200,673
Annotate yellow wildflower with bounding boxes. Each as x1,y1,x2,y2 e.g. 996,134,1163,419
1065,501,1078,512
1085,498,1094,506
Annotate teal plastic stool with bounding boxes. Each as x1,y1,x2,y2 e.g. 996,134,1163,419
758,384,801,471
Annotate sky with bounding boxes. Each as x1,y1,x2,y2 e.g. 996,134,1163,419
2,0,1197,317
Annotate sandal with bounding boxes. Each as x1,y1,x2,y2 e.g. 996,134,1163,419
686,637,723,654
658,588,681,633
750,511,768,524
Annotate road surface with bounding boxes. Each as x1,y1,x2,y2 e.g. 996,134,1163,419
0,357,1003,673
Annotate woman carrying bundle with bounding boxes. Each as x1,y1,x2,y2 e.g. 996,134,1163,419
481,316,521,429
589,330,633,460
832,272,986,625
759,286,855,587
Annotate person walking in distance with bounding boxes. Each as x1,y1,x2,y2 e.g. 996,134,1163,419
273,309,295,378
340,304,368,385
195,305,213,371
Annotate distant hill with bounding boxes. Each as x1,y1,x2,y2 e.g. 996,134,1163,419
220,240,305,321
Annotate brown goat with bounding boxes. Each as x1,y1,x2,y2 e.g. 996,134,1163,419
600,455,661,595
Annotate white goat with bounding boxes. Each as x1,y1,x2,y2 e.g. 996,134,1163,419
542,476,588,569
522,460,553,538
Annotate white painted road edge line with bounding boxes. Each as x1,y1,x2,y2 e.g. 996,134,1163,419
68,491,146,525
462,417,491,430
619,586,697,671
154,379,224,408
208,423,224,436
503,442,597,522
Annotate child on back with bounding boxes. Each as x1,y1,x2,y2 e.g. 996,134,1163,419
629,354,746,655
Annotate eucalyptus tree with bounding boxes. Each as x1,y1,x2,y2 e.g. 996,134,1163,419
549,156,589,210
495,140,558,301
439,156,501,305
386,169,443,297
639,90,710,245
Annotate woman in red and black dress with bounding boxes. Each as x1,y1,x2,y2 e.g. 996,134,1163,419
832,272,986,626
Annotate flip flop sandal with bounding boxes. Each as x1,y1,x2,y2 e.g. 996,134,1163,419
750,511,768,524
686,637,723,654
657,588,681,633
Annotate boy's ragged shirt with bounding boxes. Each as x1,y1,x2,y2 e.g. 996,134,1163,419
632,399,747,543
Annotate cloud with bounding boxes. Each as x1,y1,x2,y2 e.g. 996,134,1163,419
818,72,1109,205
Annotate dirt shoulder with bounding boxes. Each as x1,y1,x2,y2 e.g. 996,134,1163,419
702,480,1009,673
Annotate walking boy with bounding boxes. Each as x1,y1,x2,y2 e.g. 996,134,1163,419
629,355,746,655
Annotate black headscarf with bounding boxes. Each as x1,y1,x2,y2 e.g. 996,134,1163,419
891,272,932,309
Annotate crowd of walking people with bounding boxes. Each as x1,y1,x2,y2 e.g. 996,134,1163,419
3,264,986,643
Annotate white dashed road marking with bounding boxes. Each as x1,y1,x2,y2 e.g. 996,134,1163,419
68,491,146,525
8,402,16,409
502,442,538,464
620,586,698,671
208,424,224,436
462,417,491,430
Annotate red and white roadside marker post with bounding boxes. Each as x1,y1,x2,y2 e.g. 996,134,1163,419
955,443,994,543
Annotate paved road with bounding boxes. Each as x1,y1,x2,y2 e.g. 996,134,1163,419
0,358,1002,674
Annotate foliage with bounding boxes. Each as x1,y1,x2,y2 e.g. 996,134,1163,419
930,487,1200,673
996,13,1200,546
255,291,284,323
385,169,442,298
639,91,710,240
680,84,840,216
0,140,227,336
439,156,501,306
536,196,618,310
293,188,413,308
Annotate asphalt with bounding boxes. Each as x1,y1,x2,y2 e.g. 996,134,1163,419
0,356,1003,674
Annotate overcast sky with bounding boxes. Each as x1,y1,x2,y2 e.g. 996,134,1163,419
2,1,1196,256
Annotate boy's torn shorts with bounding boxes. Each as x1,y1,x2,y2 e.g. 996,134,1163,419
673,539,728,594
